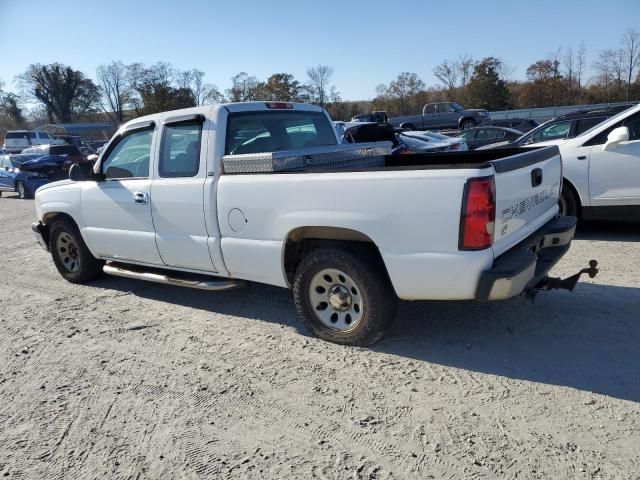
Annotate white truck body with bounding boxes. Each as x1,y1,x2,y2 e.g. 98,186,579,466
32,102,586,345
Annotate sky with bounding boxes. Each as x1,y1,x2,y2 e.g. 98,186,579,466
1,0,639,101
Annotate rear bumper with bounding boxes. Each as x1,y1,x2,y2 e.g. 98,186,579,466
32,221,49,251
475,216,577,300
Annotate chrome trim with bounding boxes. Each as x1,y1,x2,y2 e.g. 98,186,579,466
103,264,243,291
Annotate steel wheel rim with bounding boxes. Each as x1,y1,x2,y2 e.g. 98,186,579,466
308,268,363,332
56,232,80,272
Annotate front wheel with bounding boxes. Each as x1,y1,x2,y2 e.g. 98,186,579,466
460,119,476,130
293,247,398,346
49,217,104,283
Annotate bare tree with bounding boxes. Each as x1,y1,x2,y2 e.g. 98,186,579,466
433,60,458,96
622,29,640,101
564,46,575,102
576,42,587,93
226,72,259,102
96,61,131,125
611,49,627,101
456,53,476,87
306,65,334,107
593,50,615,101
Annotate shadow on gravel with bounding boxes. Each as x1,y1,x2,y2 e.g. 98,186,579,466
575,220,640,242
93,274,640,403
379,282,640,403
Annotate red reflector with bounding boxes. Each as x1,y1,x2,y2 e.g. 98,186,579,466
265,102,293,109
459,176,495,250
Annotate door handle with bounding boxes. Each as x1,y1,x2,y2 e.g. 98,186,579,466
133,191,148,204
577,155,587,160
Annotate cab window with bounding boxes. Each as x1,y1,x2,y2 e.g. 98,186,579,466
423,104,436,114
159,122,202,178
102,129,153,179
531,120,572,143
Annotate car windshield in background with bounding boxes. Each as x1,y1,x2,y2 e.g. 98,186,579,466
225,111,337,155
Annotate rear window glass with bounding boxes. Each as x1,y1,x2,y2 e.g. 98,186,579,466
50,145,80,155
225,111,336,155
6,132,28,139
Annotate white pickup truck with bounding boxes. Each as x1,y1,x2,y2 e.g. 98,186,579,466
32,102,597,345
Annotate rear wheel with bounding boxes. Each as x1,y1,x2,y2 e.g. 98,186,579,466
400,123,416,131
559,184,579,217
16,181,27,199
293,247,398,346
460,119,476,130
49,217,103,283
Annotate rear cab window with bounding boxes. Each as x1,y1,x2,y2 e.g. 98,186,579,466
159,121,203,177
225,111,337,155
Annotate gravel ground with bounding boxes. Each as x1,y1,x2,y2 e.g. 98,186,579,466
0,193,639,479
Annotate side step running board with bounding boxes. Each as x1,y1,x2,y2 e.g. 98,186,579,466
103,263,244,291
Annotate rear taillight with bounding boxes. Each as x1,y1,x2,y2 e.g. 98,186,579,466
459,176,495,250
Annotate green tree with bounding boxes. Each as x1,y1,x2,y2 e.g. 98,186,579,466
18,63,100,122
465,57,510,110
254,73,301,101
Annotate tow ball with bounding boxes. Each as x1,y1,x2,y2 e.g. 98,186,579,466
526,260,599,302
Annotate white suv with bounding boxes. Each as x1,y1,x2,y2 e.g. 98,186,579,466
2,130,64,153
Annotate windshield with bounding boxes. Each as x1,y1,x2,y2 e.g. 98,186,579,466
226,111,337,155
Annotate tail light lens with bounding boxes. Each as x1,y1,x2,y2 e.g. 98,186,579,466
459,176,495,250
265,102,293,109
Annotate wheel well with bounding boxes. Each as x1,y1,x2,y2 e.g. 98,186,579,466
40,212,78,247
561,178,582,211
283,227,386,286
400,122,415,130
459,117,475,127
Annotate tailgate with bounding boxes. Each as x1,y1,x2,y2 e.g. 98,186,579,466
491,146,562,256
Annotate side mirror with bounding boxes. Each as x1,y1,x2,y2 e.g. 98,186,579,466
69,162,93,182
86,154,99,163
603,126,629,151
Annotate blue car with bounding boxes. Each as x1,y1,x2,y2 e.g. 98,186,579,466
0,154,67,199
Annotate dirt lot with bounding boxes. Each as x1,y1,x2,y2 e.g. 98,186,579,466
0,194,639,479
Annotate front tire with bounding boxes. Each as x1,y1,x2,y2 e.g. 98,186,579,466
49,217,103,283
293,247,398,346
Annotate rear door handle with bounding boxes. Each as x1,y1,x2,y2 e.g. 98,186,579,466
577,155,587,160
133,191,148,204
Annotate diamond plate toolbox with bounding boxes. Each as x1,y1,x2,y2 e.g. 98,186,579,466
222,141,392,174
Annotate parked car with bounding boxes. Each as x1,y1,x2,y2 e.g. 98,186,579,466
512,104,640,221
350,111,389,123
388,102,490,131
32,101,595,346
478,105,633,150
0,154,67,199
456,126,522,150
2,130,64,153
480,117,538,133
21,144,86,164
400,130,468,151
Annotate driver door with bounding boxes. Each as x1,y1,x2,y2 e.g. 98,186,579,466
81,124,163,265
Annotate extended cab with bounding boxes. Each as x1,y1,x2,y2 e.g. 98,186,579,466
32,102,595,346
388,102,490,131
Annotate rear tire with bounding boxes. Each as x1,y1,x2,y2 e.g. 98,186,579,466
49,217,103,283
559,184,579,218
460,119,476,130
16,181,28,199
400,123,416,131
293,247,398,346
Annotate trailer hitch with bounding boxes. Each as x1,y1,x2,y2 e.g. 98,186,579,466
526,260,599,302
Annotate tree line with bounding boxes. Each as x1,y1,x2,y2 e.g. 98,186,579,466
1,28,639,139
